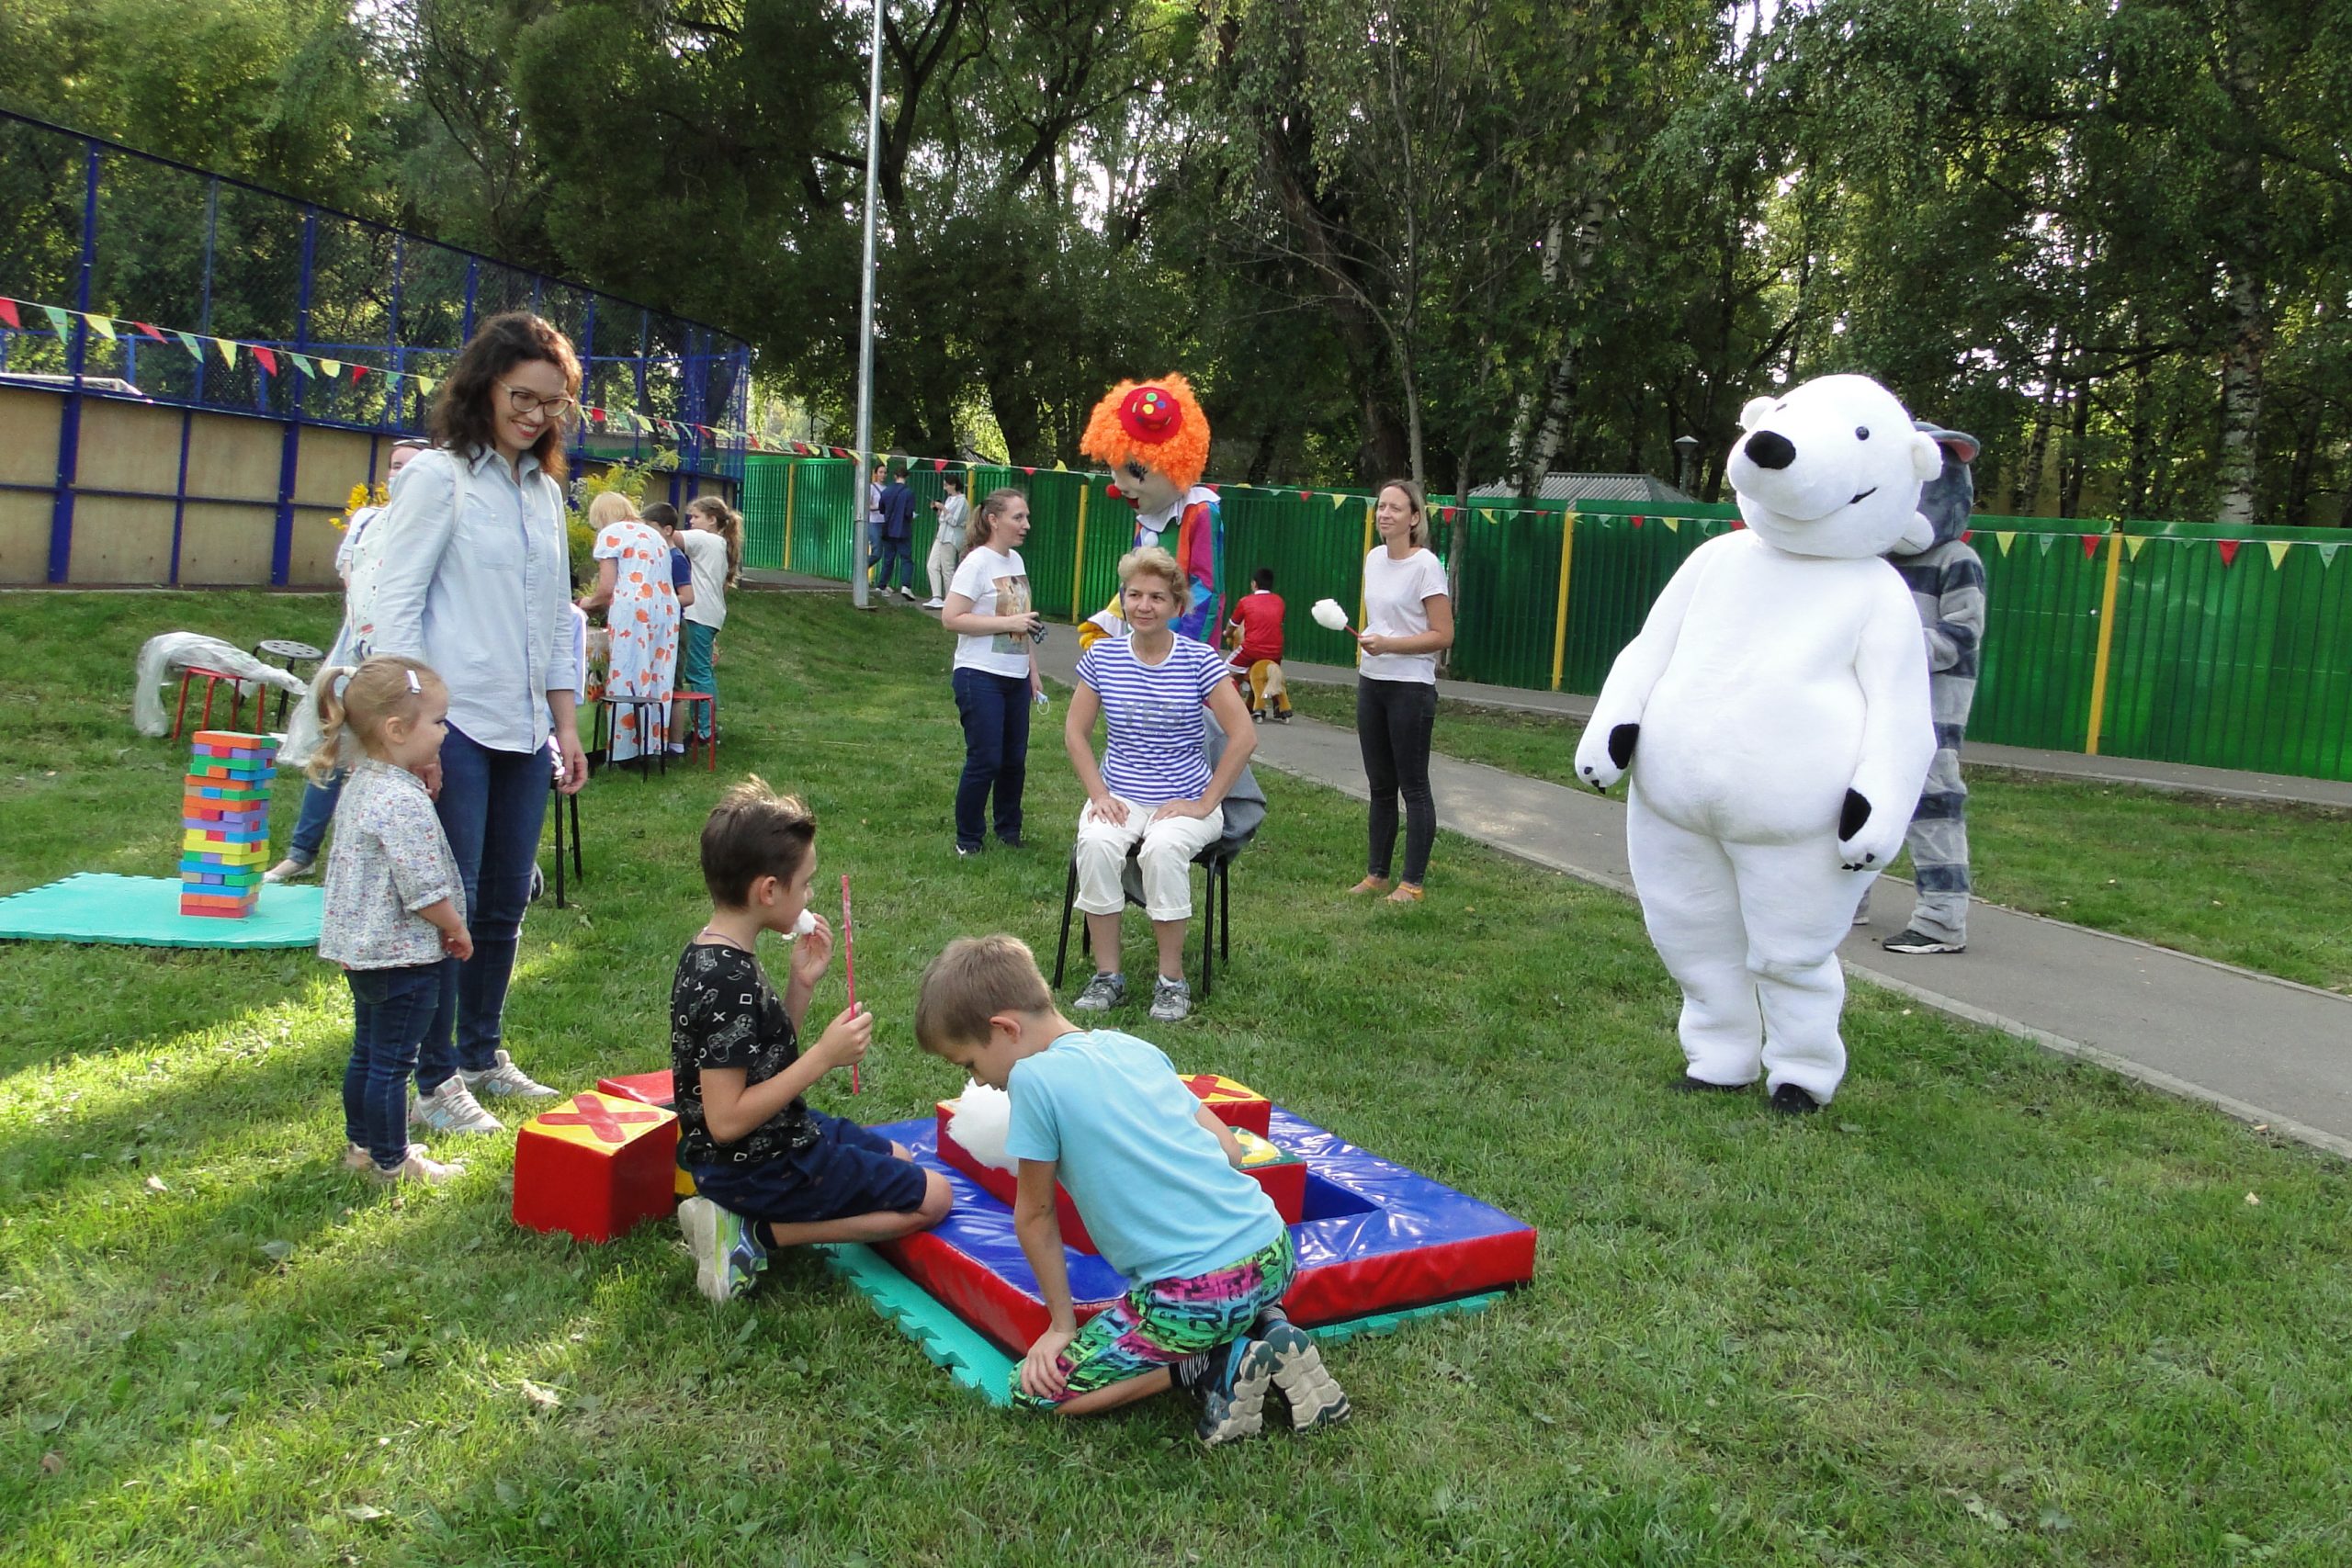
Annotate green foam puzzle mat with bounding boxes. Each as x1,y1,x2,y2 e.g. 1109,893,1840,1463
0,874,322,949
816,1241,1507,1407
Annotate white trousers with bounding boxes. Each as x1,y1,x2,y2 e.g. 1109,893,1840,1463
1625,786,1874,1102
926,539,960,601
1073,795,1226,922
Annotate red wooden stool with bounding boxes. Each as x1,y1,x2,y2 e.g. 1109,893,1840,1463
672,693,717,771
171,667,256,739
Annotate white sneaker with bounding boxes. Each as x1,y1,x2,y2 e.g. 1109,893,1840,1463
897,585,918,602
371,1145,466,1186
459,1049,557,1099
922,597,945,610
263,856,314,884
410,1077,503,1134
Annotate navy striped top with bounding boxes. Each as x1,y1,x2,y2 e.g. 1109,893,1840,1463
1076,635,1230,805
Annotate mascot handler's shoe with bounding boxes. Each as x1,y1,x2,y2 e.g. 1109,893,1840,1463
1883,928,1964,954
1770,1083,1824,1115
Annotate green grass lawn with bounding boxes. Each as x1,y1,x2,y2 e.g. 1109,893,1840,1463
1282,682,2352,994
5,590,2351,1565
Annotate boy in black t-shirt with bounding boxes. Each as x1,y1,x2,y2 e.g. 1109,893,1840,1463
673,780,952,1303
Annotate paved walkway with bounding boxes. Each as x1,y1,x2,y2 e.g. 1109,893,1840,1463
1012,622,2352,1158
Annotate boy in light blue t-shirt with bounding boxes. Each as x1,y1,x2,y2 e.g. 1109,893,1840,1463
915,934,1349,1446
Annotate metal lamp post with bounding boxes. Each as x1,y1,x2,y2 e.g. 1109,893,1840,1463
850,0,886,609
1672,434,1702,497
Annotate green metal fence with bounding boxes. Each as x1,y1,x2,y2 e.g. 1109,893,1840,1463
741,457,2352,782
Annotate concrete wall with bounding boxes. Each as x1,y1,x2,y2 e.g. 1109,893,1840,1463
0,383,736,588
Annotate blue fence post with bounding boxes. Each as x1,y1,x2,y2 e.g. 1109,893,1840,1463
461,255,479,343
271,208,318,586
576,296,598,471
194,177,217,405
47,138,101,583
389,231,406,427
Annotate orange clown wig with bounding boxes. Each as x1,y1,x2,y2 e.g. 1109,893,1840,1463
1079,374,1211,492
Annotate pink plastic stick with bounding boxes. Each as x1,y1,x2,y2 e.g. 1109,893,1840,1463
841,874,861,1094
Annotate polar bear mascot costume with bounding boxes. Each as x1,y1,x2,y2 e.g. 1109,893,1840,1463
1573,374,1939,1111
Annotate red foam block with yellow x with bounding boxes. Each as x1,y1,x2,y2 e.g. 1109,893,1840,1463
513,1091,680,1244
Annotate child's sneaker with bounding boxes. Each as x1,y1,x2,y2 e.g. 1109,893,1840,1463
1072,971,1126,1012
1254,1307,1350,1431
679,1197,768,1303
343,1141,375,1171
410,1077,503,1134
1148,977,1192,1022
371,1145,466,1186
1188,1335,1278,1446
460,1050,556,1099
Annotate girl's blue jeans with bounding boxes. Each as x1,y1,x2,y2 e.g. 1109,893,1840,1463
345,962,450,1168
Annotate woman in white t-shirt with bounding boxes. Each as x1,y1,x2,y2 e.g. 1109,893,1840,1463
940,489,1046,855
1351,479,1454,903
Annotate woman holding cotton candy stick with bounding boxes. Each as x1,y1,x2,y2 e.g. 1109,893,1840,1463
1349,480,1453,904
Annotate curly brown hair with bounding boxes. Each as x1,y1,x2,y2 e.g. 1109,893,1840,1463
428,312,582,482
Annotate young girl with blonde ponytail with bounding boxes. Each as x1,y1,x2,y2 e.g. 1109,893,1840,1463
311,655,479,1186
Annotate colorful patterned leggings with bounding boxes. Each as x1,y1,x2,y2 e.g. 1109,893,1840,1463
1012,1231,1295,1411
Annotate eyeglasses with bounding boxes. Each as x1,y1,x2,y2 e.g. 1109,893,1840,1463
496,379,577,423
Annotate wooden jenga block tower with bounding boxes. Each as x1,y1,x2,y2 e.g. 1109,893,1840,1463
180,730,277,919
513,1091,681,1243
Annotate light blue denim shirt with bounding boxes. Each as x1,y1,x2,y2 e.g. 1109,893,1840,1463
364,446,571,754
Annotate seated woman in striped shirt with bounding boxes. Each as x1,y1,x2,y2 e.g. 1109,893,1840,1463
1063,547,1259,1022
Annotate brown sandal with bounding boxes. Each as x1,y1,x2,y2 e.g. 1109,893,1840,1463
1385,883,1426,904
1346,876,1391,897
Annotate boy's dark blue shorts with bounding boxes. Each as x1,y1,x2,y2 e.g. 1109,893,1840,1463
687,1111,929,1225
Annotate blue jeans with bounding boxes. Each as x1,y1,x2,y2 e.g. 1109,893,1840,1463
680,621,718,739
418,725,551,1091
872,536,916,593
288,770,345,863
952,668,1030,850
345,962,449,1168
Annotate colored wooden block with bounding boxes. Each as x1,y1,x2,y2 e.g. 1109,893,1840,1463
596,1069,676,1108
1180,1073,1272,1135
182,819,269,840
933,1097,1305,1255
513,1091,680,1244
192,730,277,750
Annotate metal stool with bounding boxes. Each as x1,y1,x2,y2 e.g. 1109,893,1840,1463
171,666,261,739
593,694,668,777
547,772,584,908
252,639,325,728
672,694,717,772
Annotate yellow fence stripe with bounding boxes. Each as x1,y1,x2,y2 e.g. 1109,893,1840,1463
2084,528,2125,755
1550,512,1577,692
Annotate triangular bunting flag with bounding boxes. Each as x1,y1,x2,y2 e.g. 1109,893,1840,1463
350,364,367,382
1631,515,1645,528
215,337,236,367
0,299,22,330
1993,531,2015,555
416,376,436,400
2217,539,2241,567
2035,531,2056,554
2124,535,2150,559
1331,493,1348,509
42,305,74,341
1022,466,1036,476
1960,529,1973,544
1298,491,1312,502
134,321,164,341
1662,517,1680,534
288,353,314,378
933,458,946,472
318,358,341,378
250,345,277,377
2080,534,2102,560
2319,542,2341,568
2266,540,2291,570
83,313,117,342
175,331,202,358
1052,460,1068,472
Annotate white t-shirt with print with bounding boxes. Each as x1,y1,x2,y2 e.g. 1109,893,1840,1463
948,546,1034,678
1359,547,1449,684
679,528,729,629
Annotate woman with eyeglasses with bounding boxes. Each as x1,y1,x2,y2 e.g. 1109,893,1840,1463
361,311,589,1138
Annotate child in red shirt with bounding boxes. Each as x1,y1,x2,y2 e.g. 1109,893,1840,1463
1223,568,1291,722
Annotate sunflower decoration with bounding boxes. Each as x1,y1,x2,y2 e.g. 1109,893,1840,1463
331,480,390,532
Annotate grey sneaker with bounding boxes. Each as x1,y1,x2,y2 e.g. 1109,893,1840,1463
1072,971,1127,1012
679,1197,768,1303
1255,1309,1350,1431
1149,976,1193,1022
371,1145,466,1186
410,1077,503,1134
460,1049,557,1099
1883,928,1963,954
1193,1336,1278,1446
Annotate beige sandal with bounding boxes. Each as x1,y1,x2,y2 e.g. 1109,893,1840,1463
1345,876,1391,897
1385,883,1426,904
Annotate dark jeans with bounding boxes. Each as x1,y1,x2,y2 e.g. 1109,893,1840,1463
872,536,916,592
952,668,1030,850
418,724,551,1091
345,962,449,1168
288,770,345,863
1357,676,1438,885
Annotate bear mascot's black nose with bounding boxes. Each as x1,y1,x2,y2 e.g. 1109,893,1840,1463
1743,430,1796,470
